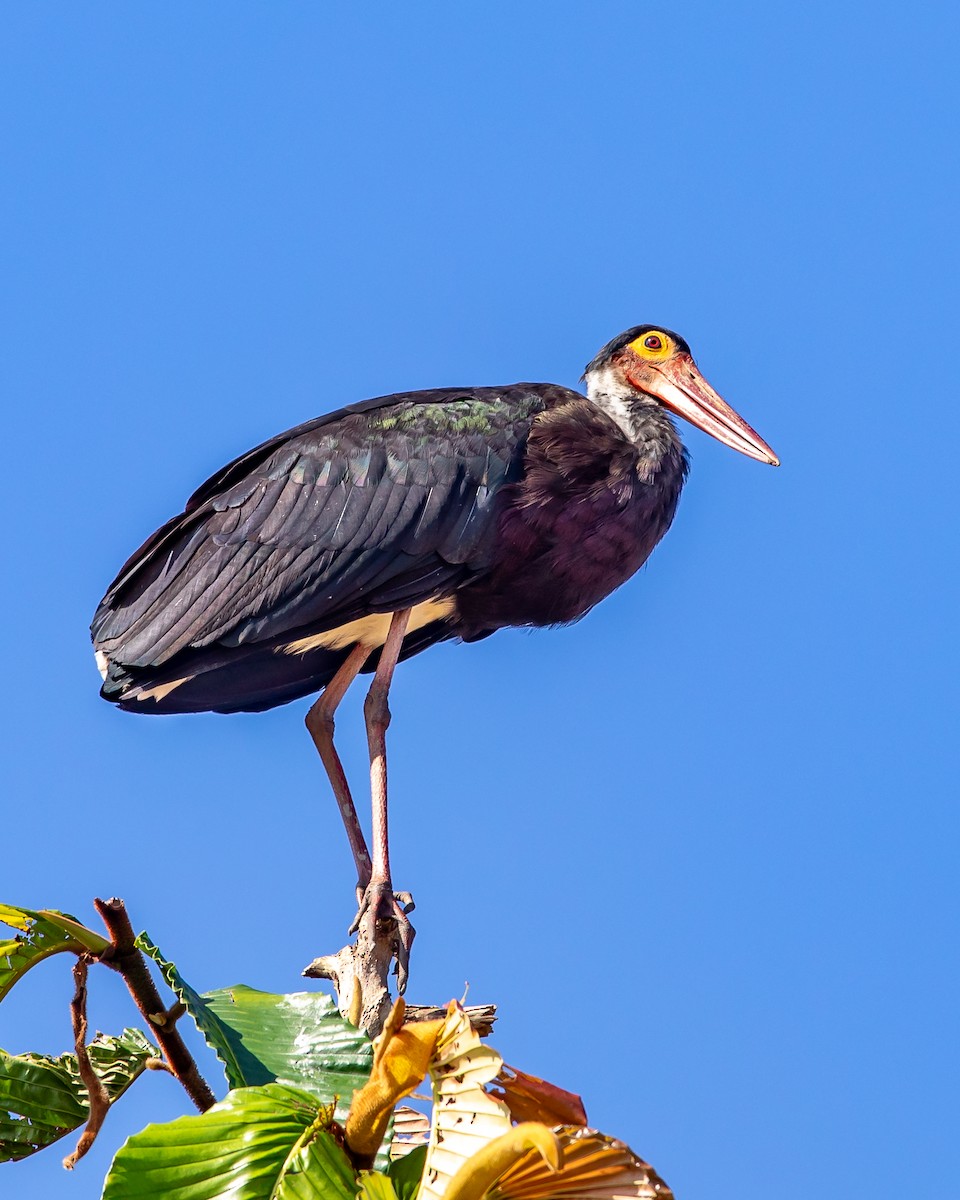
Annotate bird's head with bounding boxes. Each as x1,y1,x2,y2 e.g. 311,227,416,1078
583,325,779,466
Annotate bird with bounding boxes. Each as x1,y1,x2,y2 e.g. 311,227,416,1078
92,325,778,984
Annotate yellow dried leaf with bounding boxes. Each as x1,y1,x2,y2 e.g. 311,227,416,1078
346,998,446,1160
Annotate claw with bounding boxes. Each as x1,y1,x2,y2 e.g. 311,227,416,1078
393,901,416,994
349,881,416,993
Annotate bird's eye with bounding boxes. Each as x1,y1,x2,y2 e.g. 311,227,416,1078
627,329,673,360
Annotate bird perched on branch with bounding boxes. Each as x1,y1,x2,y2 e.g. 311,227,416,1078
92,325,778,985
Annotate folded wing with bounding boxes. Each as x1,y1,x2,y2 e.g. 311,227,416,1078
92,387,553,709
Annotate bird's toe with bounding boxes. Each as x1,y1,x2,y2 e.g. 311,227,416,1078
348,881,417,993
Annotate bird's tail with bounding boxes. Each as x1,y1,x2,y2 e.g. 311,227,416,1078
95,617,456,715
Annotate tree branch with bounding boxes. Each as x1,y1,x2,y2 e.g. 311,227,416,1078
94,897,216,1112
62,957,110,1170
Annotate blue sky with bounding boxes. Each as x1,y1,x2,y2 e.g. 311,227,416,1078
2,4,957,1196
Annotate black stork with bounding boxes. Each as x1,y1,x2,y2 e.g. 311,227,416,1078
92,326,778,984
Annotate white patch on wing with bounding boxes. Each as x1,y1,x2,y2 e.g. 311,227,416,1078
280,598,456,656
94,649,110,681
129,676,195,703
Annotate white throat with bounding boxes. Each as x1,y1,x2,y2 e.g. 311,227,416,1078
586,364,646,441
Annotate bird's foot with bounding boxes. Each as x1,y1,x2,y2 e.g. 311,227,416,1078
349,882,416,993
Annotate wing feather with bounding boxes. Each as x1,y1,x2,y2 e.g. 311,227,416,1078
94,522,213,646
93,386,562,675
121,542,262,664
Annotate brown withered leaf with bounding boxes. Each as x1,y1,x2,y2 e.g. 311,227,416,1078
490,1065,587,1129
390,1105,432,1159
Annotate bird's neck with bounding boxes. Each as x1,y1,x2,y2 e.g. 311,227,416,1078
586,366,685,472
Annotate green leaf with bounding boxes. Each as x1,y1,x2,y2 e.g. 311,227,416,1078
388,1145,428,1200
0,904,109,1002
360,1172,400,1200
136,934,373,1120
0,1028,156,1162
136,936,392,1167
197,985,396,1168
135,933,248,1085
199,987,374,1109
102,1083,358,1200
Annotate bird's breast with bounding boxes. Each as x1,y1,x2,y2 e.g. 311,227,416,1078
453,400,686,636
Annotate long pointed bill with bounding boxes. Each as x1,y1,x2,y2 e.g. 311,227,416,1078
635,355,780,466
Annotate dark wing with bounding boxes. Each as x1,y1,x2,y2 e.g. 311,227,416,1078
92,386,560,682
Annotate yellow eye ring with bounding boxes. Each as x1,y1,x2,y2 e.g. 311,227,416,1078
627,330,673,361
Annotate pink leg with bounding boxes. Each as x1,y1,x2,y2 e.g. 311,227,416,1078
351,608,415,989
305,643,373,893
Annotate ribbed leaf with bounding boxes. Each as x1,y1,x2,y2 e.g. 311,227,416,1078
200,986,373,1116
390,1106,431,1160
136,934,373,1124
135,933,249,1086
0,904,108,1002
418,1004,512,1200
102,1083,358,1200
490,1125,674,1200
411,1009,673,1200
201,984,398,1170
0,1029,156,1162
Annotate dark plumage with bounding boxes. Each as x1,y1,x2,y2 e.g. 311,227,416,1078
93,379,686,710
92,382,690,716
94,385,552,711
93,328,779,715
91,326,777,978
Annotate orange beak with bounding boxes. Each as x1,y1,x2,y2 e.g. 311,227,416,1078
629,353,780,466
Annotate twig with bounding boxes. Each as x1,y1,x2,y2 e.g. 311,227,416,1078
63,958,110,1170
303,930,498,1042
406,1004,498,1037
94,897,216,1112
149,1001,187,1031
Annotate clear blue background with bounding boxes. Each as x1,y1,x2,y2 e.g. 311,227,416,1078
2,4,957,1196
